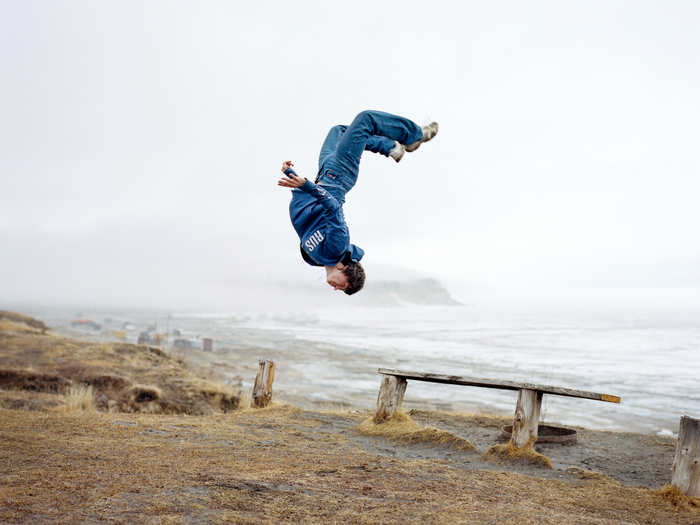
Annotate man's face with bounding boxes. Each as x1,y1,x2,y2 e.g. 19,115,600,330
326,267,349,291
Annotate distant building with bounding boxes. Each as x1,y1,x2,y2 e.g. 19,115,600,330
173,338,198,350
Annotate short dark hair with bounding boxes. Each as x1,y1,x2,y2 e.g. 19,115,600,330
342,262,365,295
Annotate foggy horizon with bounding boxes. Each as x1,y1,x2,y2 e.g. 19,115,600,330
2,2,699,310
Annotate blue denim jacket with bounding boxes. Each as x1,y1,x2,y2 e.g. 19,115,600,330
285,168,364,266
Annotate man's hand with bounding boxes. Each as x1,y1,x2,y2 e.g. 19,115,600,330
278,160,307,189
278,171,307,188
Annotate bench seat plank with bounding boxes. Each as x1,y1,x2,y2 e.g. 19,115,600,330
377,368,620,403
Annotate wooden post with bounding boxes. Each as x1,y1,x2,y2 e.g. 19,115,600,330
251,360,275,408
671,415,700,497
511,389,543,449
374,375,407,423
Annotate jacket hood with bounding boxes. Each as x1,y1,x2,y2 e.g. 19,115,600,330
348,244,364,263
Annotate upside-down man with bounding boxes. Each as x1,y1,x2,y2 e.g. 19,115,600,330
278,110,438,295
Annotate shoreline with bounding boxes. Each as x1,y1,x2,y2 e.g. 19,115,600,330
27,302,695,436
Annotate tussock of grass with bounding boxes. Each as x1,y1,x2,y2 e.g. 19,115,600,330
356,412,476,451
654,484,700,508
64,385,96,412
235,401,300,416
484,440,553,469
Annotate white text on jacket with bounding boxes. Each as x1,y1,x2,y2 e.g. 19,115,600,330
305,230,324,251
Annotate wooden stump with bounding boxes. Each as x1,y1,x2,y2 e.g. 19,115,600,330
671,415,700,497
374,376,407,423
251,360,275,408
511,389,543,449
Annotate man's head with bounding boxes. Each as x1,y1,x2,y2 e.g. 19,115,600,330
325,261,365,295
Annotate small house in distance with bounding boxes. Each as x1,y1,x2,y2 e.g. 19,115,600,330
173,338,198,350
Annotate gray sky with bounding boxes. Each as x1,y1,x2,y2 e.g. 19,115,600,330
1,1,699,308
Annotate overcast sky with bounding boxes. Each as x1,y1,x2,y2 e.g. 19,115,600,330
1,1,699,308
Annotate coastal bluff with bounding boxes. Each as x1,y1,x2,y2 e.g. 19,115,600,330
280,277,461,306
0,310,240,415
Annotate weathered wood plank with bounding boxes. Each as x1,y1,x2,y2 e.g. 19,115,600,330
671,415,700,497
512,389,543,448
374,375,407,423
377,368,621,403
251,360,275,408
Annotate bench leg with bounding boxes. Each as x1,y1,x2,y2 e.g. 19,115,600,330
374,376,407,423
251,360,275,408
671,415,700,497
512,389,543,448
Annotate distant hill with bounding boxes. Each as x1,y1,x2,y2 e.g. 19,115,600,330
358,278,461,306
276,277,461,307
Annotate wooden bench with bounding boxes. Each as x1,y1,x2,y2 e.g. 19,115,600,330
374,368,621,449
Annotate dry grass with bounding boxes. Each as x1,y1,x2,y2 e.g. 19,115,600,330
64,385,96,412
0,368,71,393
0,319,40,334
0,389,63,411
0,310,47,332
1,406,699,524
484,439,553,469
0,312,240,415
654,484,700,509
356,411,476,452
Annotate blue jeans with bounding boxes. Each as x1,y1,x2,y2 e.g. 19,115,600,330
315,110,423,204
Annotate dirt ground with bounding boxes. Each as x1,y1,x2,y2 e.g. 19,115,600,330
389,409,675,489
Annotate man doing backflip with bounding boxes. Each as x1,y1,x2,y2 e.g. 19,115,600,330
278,110,438,295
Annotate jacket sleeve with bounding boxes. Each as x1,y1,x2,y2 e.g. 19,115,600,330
284,168,340,213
